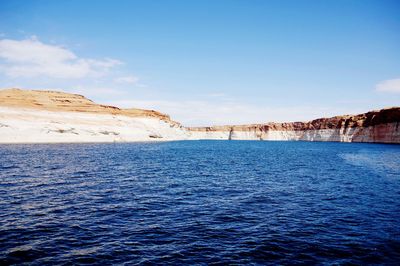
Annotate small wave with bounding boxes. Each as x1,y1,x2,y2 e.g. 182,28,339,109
339,151,400,177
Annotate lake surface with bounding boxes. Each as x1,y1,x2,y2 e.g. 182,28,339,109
1,141,400,265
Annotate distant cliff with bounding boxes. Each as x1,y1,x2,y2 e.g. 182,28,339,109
0,88,399,143
188,108,400,143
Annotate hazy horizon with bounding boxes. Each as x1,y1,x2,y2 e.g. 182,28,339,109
1,0,399,126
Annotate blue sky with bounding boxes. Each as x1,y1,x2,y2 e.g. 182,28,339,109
0,0,399,126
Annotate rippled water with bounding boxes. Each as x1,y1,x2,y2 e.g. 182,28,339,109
1,141,400,265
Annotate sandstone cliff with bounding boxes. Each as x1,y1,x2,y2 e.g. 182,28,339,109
188,108,400,143
0,88,187,143
0,88,178,125
0,88,399,143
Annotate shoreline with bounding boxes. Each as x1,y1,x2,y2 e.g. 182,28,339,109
1,139,399,145
1,89,399,144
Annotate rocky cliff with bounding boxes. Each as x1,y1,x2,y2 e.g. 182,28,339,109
1,88,399,143
0,88,178,124
188,108,400,143
0,88,187,143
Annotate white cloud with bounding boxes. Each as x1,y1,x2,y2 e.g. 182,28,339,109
0,36,122,79
376,78,400,93
114,75,139,84
106,98,367,127
71,85,128,98
206,93,226,97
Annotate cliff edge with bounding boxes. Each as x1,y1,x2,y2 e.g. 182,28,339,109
0,88,187,143
188,108,400,143
0,88,399,143
0,88,178,125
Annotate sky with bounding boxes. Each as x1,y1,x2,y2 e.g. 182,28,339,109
0,0,399,126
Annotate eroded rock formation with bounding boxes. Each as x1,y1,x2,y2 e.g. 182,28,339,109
0,88,178,124
0,88,399,143
0,88,187,143
188,108,400,143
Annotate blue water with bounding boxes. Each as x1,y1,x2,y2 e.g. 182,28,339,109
1,141,400,265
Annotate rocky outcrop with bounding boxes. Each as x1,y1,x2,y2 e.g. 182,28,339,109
0,88,179,124
188,108,400,143
1,88,399,143
0,88,188,143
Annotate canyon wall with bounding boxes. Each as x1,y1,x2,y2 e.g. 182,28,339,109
1,88,399,144
188,108,400,143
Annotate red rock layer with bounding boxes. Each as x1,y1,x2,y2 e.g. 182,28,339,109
188,107,400,132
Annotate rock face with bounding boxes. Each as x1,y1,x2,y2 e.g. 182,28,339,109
0,88,177,124
1,88,399,143
0,88,188,143
188,108,400,143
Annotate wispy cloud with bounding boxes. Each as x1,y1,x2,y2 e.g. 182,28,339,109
0,36,122,79
106,98,368,127
71,85,128,99
376,78,400,93
206,93,226,98
0,36,387,126
114,75,139,84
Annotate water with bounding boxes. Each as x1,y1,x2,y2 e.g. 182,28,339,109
1,141,400,265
